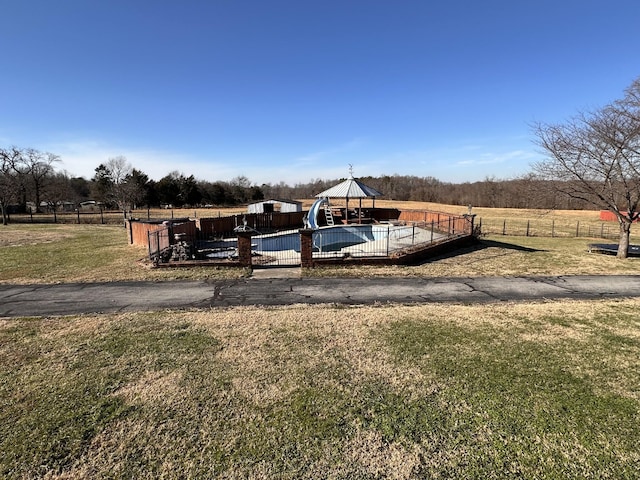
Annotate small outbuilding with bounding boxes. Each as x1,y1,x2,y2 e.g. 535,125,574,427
247,199,303,214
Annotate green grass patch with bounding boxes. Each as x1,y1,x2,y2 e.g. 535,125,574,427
381,308,640,477
2,302,639,477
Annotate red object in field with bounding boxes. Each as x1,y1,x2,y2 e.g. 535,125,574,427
599,210,640,222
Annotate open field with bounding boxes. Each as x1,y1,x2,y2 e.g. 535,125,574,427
3,201,606,224
2,301,639,478
3,200,627,241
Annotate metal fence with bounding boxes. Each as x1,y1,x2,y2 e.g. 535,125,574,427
146,213,474,267
477,218,620,239
4,209,130,225
311,221,465,260
251,230,302,266
148,227,172,264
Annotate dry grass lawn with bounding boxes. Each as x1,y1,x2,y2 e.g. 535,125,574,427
0,224,248,284
2,300,639,478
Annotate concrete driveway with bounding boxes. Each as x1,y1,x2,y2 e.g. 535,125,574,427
1,275,640,317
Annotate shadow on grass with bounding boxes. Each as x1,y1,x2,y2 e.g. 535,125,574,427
588,243,640,257
414,238,545,265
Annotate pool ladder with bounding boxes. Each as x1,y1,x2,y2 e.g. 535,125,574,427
324,205,335,226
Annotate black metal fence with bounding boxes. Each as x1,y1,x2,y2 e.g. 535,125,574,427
149,218,474,267
477,218,621,239
148,227,172,264
4,209,130,225
310,222,458,260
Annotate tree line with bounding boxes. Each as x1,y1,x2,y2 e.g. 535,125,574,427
1,145,601,227
1,145,596,222
0,152,267,224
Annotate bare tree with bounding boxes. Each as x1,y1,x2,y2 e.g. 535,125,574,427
533,78,640,258
22,148,60,212
0,147,22,225
104,156,133,211
47,171,75,212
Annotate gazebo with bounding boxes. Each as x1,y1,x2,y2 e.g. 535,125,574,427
315,169,383,224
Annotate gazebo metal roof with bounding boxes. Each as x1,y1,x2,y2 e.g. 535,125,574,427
315,176,382,199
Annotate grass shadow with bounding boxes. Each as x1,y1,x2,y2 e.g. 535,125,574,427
414,238,545,265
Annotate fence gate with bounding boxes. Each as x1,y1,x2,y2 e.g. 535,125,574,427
251,231,302,268
148,227,171,264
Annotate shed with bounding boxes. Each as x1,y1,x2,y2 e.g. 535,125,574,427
247,199,302,214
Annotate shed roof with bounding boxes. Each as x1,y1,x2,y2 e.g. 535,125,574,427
249,198,302,205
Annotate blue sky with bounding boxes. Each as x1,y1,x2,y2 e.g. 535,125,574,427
1,1,639,186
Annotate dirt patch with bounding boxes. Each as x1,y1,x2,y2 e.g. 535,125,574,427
347,428,424,479
115,370,184,405
0,228,72,247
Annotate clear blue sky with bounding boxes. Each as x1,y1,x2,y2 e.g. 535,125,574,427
1,0,639,186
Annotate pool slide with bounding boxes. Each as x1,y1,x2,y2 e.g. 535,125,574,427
307,198,328,229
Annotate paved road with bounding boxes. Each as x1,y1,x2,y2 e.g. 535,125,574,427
1,275,640,317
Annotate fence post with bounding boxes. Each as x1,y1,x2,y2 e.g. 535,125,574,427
236,232,253,268
576,221,580,237
100,208,104,224
526,220,530,237
502,219,506,235
127,219,134,244
53,210,57,223
147,207,150,220
77,209,80,224
387,226,390,256
600,223,604,238
299,229,314,268
430,220,434,243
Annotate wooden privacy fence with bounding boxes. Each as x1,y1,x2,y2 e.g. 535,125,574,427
478,218,620,239
197,212,306,239
129,219,196,246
